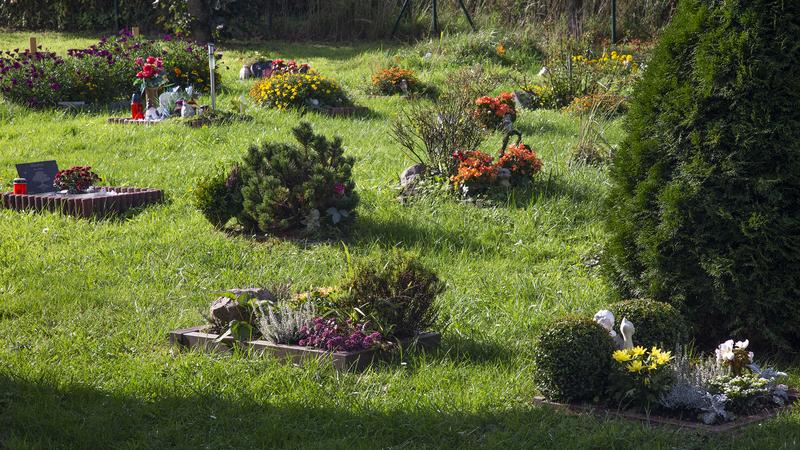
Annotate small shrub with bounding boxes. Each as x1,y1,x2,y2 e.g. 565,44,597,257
193,165,243,229
533,317,615,401
566,92,627,116
257,302,316,345
391,66,491,177
371,66,421,96
298,317,386,351
609,299,688,349
518,83,555,110
248,71,351,110
238,122,358,234
337,251,445,338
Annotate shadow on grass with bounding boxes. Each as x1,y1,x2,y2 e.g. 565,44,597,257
221,41,399,62
0,372,764,449
345,213,489,254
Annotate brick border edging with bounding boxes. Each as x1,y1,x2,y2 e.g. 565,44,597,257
168,325,441,371
1,187,164,218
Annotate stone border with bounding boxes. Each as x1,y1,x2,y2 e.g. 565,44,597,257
168,325,441,371
532,394,798,433
1,187,164,218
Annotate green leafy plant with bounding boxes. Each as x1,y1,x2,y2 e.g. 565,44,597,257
609,299,688,349
604,0,800,353
238,122,358,235
336,251,445,338
193,164,243,229
533,317,616,402
609,346,674,407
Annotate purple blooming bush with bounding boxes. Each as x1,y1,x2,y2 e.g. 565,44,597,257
298,317,386,352
0,29,221,107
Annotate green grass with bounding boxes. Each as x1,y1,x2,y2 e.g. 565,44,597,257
0,31,798,449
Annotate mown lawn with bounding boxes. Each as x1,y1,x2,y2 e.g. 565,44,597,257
0,31,798,449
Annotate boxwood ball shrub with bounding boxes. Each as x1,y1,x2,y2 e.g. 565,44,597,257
533,317,615,402
337,251,445,338
238,122,358,234
610,299,687,349
193,164,242,229
604,0,800,353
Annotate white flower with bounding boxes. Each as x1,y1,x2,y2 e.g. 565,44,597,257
715,340,735,364
748,351,754,362
735,339,749,349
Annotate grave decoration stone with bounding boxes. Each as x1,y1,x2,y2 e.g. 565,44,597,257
250,61,273,78
16,160,58,194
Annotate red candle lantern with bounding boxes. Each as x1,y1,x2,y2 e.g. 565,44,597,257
13,177,27,195
131,92,144,120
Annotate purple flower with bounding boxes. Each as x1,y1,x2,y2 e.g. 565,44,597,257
50,82,61,90
333,182,346,195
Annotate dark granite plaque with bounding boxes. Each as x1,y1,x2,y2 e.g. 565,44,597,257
16,160,59,194
250,61,273,78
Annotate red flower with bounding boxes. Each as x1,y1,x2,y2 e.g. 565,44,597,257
333,182,346,195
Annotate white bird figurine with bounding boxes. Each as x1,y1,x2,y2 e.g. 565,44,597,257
239,64,252,80
593,310,615,334
620,317,635,349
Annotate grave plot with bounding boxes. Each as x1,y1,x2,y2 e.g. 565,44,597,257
3,161,164,218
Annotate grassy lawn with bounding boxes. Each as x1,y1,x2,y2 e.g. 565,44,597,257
0,31,798,449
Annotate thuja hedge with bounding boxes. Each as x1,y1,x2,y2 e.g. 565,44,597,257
604,0,800,353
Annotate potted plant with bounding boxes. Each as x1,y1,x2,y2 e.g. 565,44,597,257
53,166,101,194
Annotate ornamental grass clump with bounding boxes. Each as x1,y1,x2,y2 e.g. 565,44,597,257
533,317,616,402
337,251,445,338
604,0,800,353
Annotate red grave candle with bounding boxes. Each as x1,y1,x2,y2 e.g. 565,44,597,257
13,177,27,195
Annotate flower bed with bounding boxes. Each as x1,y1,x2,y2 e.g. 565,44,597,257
532,307,797,430
173,252,445,370
1,187,164,218
168,325,440,371
248,71,355,112
0,30,220,107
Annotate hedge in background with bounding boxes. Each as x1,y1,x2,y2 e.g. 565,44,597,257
604,0,800,354
610,299,687,349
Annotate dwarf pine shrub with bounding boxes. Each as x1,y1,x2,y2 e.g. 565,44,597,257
604,0,800,353
238,122,359,234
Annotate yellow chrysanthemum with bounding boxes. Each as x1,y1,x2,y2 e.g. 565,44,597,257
613,350,632,362
627,360,644,373
631,346,646,357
